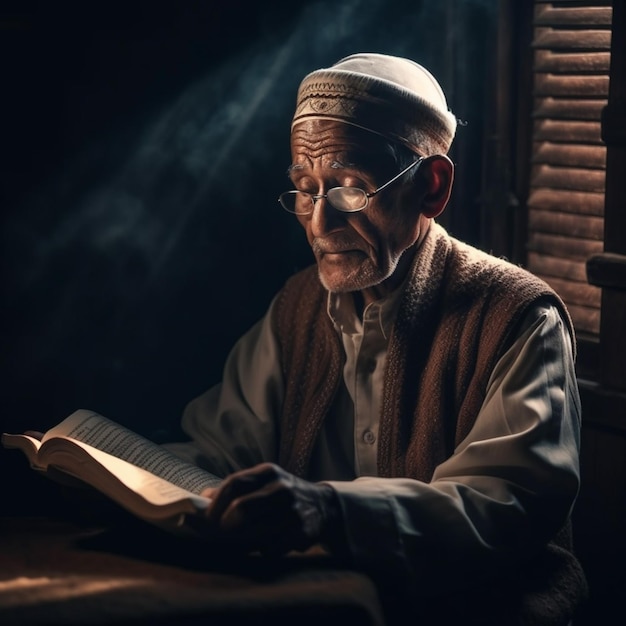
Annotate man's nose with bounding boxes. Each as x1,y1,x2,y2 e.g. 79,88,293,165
308,195,345,238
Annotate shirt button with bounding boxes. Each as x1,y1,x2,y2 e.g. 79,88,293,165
363,430,376,445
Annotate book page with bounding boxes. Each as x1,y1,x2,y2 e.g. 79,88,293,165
65,440,211,509
45,410,222,494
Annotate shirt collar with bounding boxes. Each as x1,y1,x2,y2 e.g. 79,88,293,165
327,285,404,339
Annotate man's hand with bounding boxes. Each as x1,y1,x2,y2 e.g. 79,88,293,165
200,462,341,556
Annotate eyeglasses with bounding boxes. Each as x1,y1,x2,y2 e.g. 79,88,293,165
278,157,424,215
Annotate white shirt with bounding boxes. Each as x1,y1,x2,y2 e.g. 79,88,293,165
169,290,581,593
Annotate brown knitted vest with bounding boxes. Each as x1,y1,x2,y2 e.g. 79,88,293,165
272,223,574,481
271,225,587,621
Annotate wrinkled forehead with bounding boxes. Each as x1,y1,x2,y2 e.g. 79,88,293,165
290,118,394,162
289,120,403,179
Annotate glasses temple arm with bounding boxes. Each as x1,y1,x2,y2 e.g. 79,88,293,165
368,157,424,197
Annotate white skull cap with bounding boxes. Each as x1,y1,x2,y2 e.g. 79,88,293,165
292,53,457,155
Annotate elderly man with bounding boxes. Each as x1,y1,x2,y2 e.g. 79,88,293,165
171,53,587,623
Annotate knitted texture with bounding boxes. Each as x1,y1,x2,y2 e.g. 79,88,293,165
273,267,343,477
271,223,586,623
273,223,574,481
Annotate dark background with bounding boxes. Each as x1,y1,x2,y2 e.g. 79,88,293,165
1,0,497,441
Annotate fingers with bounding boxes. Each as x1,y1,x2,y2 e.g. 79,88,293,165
221,490,295,554
219,479,289,532
207,462,280,524
203,463,328,555
200,487,217,499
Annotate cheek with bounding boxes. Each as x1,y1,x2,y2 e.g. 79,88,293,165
361,213,410,257
384,198,423,249
344,216,380,251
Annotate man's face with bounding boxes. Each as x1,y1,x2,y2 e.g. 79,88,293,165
289,119,428,299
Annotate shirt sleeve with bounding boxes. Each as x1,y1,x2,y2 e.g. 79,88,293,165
326,302,582,594
171,297,285,477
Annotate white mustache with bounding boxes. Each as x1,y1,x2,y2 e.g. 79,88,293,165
312,236,364,256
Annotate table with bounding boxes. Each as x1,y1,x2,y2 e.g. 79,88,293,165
0,514,386,626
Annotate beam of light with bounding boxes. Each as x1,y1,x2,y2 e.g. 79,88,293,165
8,0,457,348
14,0,373,296
145,39,298,290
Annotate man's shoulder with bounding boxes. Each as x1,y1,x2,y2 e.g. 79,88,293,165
443,234,574,344
447,236,550,295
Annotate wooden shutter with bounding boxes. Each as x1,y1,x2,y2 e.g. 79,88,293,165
527,1,613,337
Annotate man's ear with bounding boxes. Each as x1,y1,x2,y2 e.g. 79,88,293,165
418,154,454,219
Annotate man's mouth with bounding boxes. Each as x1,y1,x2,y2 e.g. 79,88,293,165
322,251,354,263
317,248,368,267
312,237,364,258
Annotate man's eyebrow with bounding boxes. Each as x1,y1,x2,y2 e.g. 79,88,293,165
286,164,304,175
286,160,355,175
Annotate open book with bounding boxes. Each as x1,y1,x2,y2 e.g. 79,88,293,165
2,409,222,534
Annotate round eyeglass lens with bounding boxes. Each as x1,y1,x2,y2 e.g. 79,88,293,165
280,191,311,214
327,187,368,212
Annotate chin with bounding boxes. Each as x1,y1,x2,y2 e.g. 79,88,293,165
316,248,398,291
318,265,386,294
